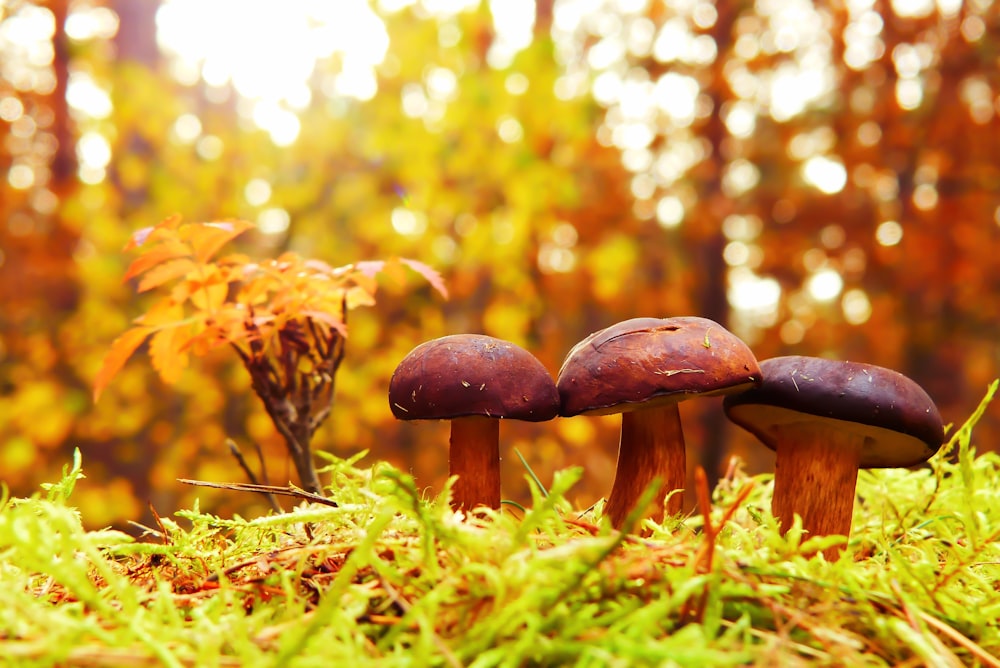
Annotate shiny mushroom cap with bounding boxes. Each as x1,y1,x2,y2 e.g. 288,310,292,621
388,334,560,422
557,316,761,417
723,356,944,468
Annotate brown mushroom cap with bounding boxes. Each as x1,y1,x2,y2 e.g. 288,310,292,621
389,334,559,422
557,316,761,417
723,356,944,468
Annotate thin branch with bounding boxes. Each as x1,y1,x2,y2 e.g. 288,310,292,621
249,437,271,486
227,439,281,512
178,479,338,507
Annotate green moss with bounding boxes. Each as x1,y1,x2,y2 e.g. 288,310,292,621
1,382,998,666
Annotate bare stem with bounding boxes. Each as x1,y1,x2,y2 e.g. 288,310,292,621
605,404,686,529
226,439,281,512
230,315,346,496
449,416,501,511
771,423,864,559
236,345,323,494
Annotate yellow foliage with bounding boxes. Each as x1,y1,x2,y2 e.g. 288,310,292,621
483,299,532,343
74,477,142,528
555,415,597,448
586,235,639,303
0,436,37,474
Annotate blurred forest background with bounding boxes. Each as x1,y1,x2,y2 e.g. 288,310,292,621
1,0,999,530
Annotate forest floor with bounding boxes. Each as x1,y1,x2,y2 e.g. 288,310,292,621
1,383,999,667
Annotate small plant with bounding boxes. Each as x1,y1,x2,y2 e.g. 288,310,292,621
94,215,447,492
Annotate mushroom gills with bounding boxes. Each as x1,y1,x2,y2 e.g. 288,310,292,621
726,403,936,468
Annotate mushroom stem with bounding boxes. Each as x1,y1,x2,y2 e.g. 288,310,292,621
449,416,501,510
605,404,686,528
771,422,864,559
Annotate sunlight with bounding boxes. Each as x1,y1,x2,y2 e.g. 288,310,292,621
170,113,202,144
244,178,272,207
487,0,535,68
875,220,903,246
655,195,684,228
0,96,23,122
7,163,34,190
807,267,843,302
728,267,781,315
653,72,699,126
802,155,847,194
66,73,112,119
154,0,533,146
157,0,388,145
841,288,872,324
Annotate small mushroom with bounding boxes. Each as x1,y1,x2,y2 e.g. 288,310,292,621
557,316,761,528
723,355,944,558
389,334,559,511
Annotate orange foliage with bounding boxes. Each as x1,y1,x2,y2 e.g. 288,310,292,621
95,214,446,492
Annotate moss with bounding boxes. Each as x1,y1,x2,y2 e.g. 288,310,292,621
1,382,998,666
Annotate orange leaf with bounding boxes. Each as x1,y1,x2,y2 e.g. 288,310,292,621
400,257,449,299
188,330,232,356
304,258,336,273
149,326,191,386
123,240,193,282
346,258,448,299
136,299,185,327
190,280,229,311
137,258,198,292
202,304,251,344
124,214,182,251
352,260,384,278
170,280,197,305
188,220,255,263
347,270,379,297
378,257,410,286
238,278,272,305
345,285,377,310
216,252,254,267
93,327,153,402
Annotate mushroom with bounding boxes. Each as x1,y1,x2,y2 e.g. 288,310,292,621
388,334,560,511
557,316,761,528
723,355,944,558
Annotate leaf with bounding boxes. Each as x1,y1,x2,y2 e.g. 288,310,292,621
185,312,234,354
124,214,182,251
136,299,186,327
353,260,385,278
303,258,336,274
190,280,229,312
348,258,448,299
199,304,252,346
149,325,191,386
93,327,153,402
170,279,197,305
137,258,198,293
237,277,273,306
122,240,193,283
216,252,254,267
350,271,379,297
345,285,377,310
400,257,449,299
187,220,255,263
126,226,155,251
301,310,348,336
378,257,410,286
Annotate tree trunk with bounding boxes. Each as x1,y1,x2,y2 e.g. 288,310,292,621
691,2,741,486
